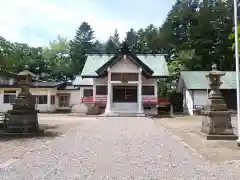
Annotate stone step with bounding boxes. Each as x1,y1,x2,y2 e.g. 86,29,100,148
102,111,145,117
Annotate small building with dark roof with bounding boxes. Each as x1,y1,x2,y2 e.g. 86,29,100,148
0,70,80,112
176,71,237,115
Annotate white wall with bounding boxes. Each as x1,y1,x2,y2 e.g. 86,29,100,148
0,92,14,112
57,87,81,109
183,89,208,115
0,87,82,113
193,90,208,108
32,88,56,112
111,56,139,73
183,88,194,115
0,88,57,113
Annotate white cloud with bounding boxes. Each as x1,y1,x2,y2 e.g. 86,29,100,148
0,0,174,46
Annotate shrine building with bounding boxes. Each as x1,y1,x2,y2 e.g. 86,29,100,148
73,43,170,116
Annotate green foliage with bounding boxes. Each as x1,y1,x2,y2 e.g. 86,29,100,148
70,21,96,75
0,0,237,95
229,24,240,52
104,29,121,53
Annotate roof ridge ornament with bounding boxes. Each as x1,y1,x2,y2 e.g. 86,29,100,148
120,41,130,54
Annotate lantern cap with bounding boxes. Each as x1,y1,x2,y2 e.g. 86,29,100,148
206,63,225,77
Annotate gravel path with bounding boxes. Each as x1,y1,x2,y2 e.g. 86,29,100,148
0,117,240,179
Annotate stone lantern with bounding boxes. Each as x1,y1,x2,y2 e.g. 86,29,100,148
5,65,40,134
201,64,237,140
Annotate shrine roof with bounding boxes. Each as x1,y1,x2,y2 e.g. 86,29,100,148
81,54,169,77
176,71,237,91
80,44,169,78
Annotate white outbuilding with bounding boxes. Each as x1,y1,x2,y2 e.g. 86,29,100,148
176,71,237,115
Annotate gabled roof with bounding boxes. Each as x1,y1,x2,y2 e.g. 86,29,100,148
31,81,64,87
176,71,237,92
81,43,169,78
0,70,17,78
72,76,93,86
0,81,65,88
96,43,154,77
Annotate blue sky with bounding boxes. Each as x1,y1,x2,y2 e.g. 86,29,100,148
0,0,175,47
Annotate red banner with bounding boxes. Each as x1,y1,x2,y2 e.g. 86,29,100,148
81,96,169,105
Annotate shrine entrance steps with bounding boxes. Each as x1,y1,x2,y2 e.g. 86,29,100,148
102,103,145,117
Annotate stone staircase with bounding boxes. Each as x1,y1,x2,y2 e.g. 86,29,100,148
103,103,145,117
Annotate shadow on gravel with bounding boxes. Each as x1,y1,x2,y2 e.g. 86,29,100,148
0,124,62,141
150,114,174,119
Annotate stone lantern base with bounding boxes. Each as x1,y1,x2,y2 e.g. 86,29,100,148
237,141,240,147
4,110,40,134
201,110,237,140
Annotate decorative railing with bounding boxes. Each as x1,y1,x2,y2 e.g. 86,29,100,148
81,96,107,104
142,97,169,104
81,96,169,105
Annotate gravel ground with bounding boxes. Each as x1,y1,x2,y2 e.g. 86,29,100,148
0,116,240,179
0,114,90,162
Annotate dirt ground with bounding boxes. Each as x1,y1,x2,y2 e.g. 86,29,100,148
0,114,93,162
154,115,240,164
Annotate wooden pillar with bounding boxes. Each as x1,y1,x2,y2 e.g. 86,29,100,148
105,67,111,113
138,68,143,113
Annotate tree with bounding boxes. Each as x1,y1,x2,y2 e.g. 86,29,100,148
125,28,138,53
0,36,44,73
104,29,120,53
42,35,73,81
92,40,105,53
229,24,240,52
70,21,95,74
144,24,159,53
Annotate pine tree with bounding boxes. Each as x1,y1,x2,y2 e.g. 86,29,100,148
70,21,95,74
104,29,120,53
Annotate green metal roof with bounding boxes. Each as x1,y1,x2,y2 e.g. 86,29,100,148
80,54,169,77
180,71,237,89
138,55,169,76
81,55,111,77
72,76,93,86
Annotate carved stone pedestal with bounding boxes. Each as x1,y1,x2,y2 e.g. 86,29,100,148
5,110,39,133
201,111,237,140
3,66,42,135
201,64,237,140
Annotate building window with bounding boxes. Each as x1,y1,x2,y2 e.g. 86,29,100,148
142,86,155,95
59,95,69,107
0,77,13,85
83,89,93,97
96,86,107,95
3,90,16,104
38,96,47,104
50,96,55,105
33,95,47,104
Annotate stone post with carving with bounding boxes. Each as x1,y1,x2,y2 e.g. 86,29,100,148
201,64,237,140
